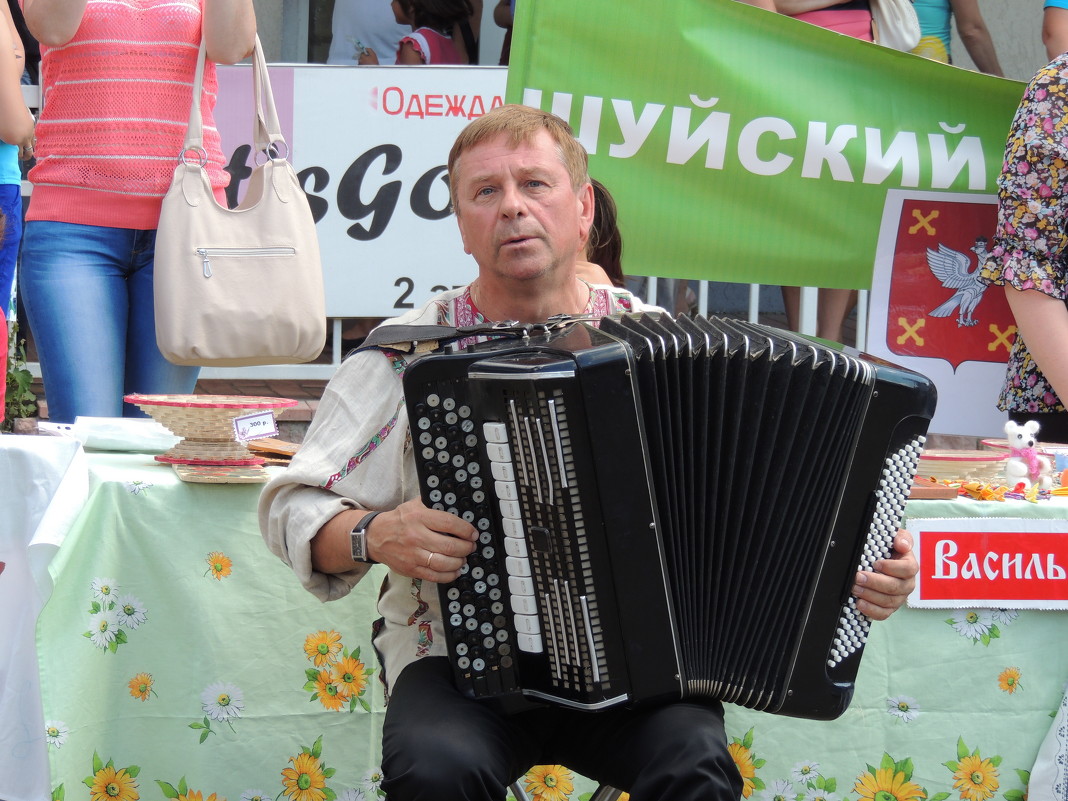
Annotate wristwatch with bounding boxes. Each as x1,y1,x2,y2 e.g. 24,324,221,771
349,511,381,563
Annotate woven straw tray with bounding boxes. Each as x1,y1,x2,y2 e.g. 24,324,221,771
123,394,298,466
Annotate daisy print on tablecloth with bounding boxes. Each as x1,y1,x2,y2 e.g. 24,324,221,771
84,752,140,801
240,790,273,801
758,778,794,801
792,761,821,784
886,695,922,722
44,720,69,749
784,755,839,801
942,737,1001,801
853,754,927,801
361,767,383,797
190,681,245,743
990,609,1018,626
946,610,1000,645
336,788,367,801
115,594,147,629
84,579,144,653
280,736,335,801
123,479,153,495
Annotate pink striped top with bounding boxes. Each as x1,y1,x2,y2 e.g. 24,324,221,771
25,0,230,229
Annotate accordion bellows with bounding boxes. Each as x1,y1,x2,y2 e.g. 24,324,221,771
403,313,937,720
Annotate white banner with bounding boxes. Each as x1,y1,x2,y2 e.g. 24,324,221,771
215,64,508,318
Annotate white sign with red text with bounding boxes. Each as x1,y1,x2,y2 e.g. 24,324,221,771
909,517,1068,609
215,65,508,318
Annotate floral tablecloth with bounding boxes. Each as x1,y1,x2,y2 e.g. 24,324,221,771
30,454,1068,801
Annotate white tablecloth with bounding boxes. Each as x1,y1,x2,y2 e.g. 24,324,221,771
0,436,88,801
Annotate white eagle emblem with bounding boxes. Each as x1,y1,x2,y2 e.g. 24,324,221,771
926,238,992,327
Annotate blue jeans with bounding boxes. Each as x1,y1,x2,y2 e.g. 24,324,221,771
19,221,200,423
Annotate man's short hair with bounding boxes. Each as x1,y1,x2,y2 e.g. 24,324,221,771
447,104,590,211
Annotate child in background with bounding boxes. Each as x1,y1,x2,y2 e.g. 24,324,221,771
359,0,473,64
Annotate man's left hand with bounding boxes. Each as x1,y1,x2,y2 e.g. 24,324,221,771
852,529,917,621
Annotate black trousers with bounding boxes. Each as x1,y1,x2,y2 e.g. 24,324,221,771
381,656,743,801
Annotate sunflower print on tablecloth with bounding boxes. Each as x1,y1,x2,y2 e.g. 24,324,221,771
523,764,574,801
728,727,765,799
941,737,1001,801
280,736,334,801
85,753,140,801
853,754,927,801
301,630,376,713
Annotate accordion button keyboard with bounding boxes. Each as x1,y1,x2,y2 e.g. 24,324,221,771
414,390,522,700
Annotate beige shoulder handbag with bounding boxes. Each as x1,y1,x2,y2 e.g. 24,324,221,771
154,35,326,367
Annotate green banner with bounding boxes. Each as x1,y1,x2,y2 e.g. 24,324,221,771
505,0,1026,290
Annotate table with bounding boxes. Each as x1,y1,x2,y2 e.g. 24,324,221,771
33,450,388,801
22,448,1068,801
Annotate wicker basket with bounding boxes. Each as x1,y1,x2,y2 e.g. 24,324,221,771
123,394,298,465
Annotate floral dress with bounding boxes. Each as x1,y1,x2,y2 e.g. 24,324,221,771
980,52,1068,413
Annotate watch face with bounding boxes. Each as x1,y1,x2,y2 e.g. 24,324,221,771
351,531,366,561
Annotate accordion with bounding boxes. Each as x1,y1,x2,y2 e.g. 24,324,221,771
402,313,936,720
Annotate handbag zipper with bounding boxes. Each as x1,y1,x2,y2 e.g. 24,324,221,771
195,246,297,278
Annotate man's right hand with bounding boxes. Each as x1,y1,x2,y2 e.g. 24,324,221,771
366,497,478,581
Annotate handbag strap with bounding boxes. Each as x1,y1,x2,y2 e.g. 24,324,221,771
183,33,282,159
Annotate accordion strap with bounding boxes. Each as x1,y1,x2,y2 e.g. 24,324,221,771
357,314,594,355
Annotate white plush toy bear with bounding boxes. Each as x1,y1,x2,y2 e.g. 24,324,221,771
1003,419,1053,491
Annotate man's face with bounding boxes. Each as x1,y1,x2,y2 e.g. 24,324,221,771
452,130,593,282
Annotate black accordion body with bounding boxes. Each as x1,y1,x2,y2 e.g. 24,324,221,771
401,313,936,720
